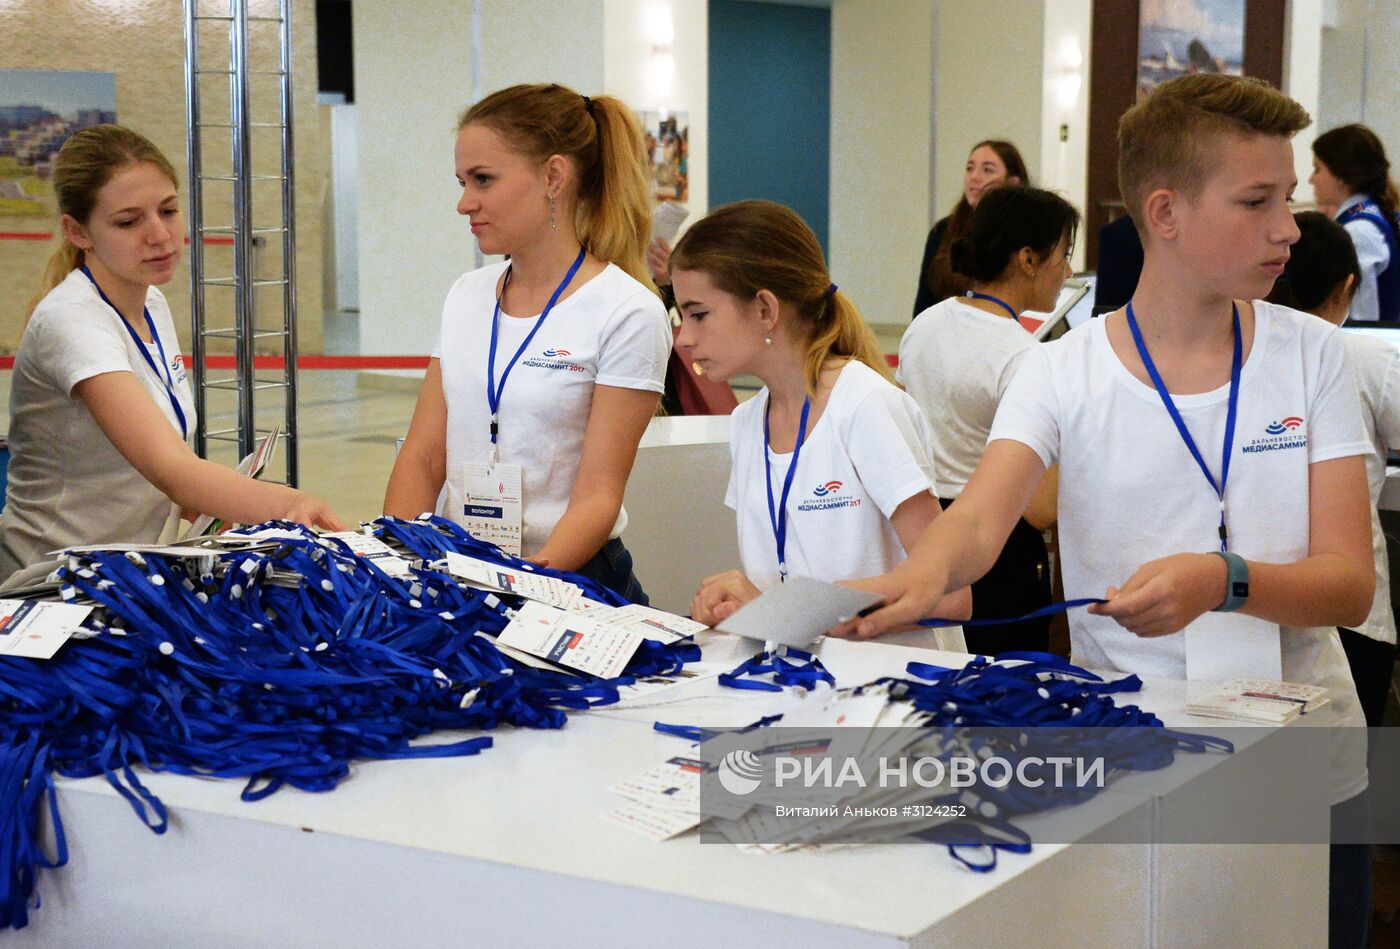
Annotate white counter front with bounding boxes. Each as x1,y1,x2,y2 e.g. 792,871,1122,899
8,635,1329,948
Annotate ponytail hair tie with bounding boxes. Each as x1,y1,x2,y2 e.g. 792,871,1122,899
825,283,839,299
581,94,595,115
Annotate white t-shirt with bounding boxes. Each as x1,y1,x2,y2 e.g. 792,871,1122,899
1338,193,1392,323
989,303,1368,802
434,260,670,556
898,296,1036,497
726,360,964,651
1340,330,1400,645
0,268,196,580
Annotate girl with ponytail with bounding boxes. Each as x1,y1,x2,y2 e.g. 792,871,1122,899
384,83,670,601
2,124,344,583
671,200,968,645
898,185,1078,655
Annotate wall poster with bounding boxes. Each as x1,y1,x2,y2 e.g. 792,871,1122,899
1137,0,1245,100
0,69,117,216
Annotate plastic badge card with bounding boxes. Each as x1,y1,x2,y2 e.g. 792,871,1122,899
567,599,706,643
498,600,642,679
599,604,708,644
461,461,523,556
0,599,94,659
321,531,416,579
442,552,582,611
716,576,883,647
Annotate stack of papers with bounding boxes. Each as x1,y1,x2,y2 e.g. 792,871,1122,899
1187,678,1330,724
652,201,689,245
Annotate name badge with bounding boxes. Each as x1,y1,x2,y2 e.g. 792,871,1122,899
459,460,523,556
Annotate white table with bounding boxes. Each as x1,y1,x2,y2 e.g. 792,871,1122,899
9,636,1329,948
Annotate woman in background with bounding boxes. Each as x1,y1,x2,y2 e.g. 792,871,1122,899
1310,123,1399,322
1268,210,1397,726
899,185,1078,655
912,139,1028,317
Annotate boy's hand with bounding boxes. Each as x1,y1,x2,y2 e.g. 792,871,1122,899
692,569,761,626
1088,553,1229,637
829,563,950,640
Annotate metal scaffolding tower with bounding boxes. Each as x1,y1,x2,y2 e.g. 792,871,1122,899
182,0,300,484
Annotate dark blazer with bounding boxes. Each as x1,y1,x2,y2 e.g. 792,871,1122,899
1093,215,1144,311
912,216,951,319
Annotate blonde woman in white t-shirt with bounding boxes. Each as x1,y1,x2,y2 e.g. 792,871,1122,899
899,185,1078,655
384,84,670,602
0,125,345,583
670,200,970,640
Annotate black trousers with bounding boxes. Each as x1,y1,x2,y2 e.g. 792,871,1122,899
1337,626,1396,727
939,498,1051,656
576,537,649,605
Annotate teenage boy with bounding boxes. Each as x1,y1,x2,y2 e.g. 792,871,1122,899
843,74,1373,947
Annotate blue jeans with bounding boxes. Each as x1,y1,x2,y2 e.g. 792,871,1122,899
575,537,648,605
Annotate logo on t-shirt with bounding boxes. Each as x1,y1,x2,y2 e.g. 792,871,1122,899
1264,416,1303,435
797,480,861,512
1243,415,1306,454
521,348,586,373
170,354,188,385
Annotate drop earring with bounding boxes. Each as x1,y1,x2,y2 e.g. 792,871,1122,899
548,193,557,231
764,335,773,346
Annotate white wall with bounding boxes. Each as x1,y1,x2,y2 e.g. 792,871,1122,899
353,0,703,359
353,0,475,358
330,103,359,311
1039,0,1091,270
932,1,1046,216
604,0,709,220
1283,0,1323,207
1316,0,1400,163
828,0,936,328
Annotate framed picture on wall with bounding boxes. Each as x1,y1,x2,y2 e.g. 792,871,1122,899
1136,0,1246,100
1085,0,1284,269
0,69,116,217
638,110,688,204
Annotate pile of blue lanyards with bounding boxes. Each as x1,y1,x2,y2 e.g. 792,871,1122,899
0,515,698,929
886,653,1235,870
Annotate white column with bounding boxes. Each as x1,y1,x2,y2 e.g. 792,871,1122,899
353,0,476,359
829,0,937,328
1284,0,1324,206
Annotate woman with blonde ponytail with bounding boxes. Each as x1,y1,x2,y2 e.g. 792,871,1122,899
671,200,968,646
384,83,670,601
1,124,344,583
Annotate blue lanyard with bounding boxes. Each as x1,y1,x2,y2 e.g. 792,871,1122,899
763,396,811,582
916,596,1107,629
485,247,587,456
966,290,1019,322
1125,300,1241,551
81,266,188,441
